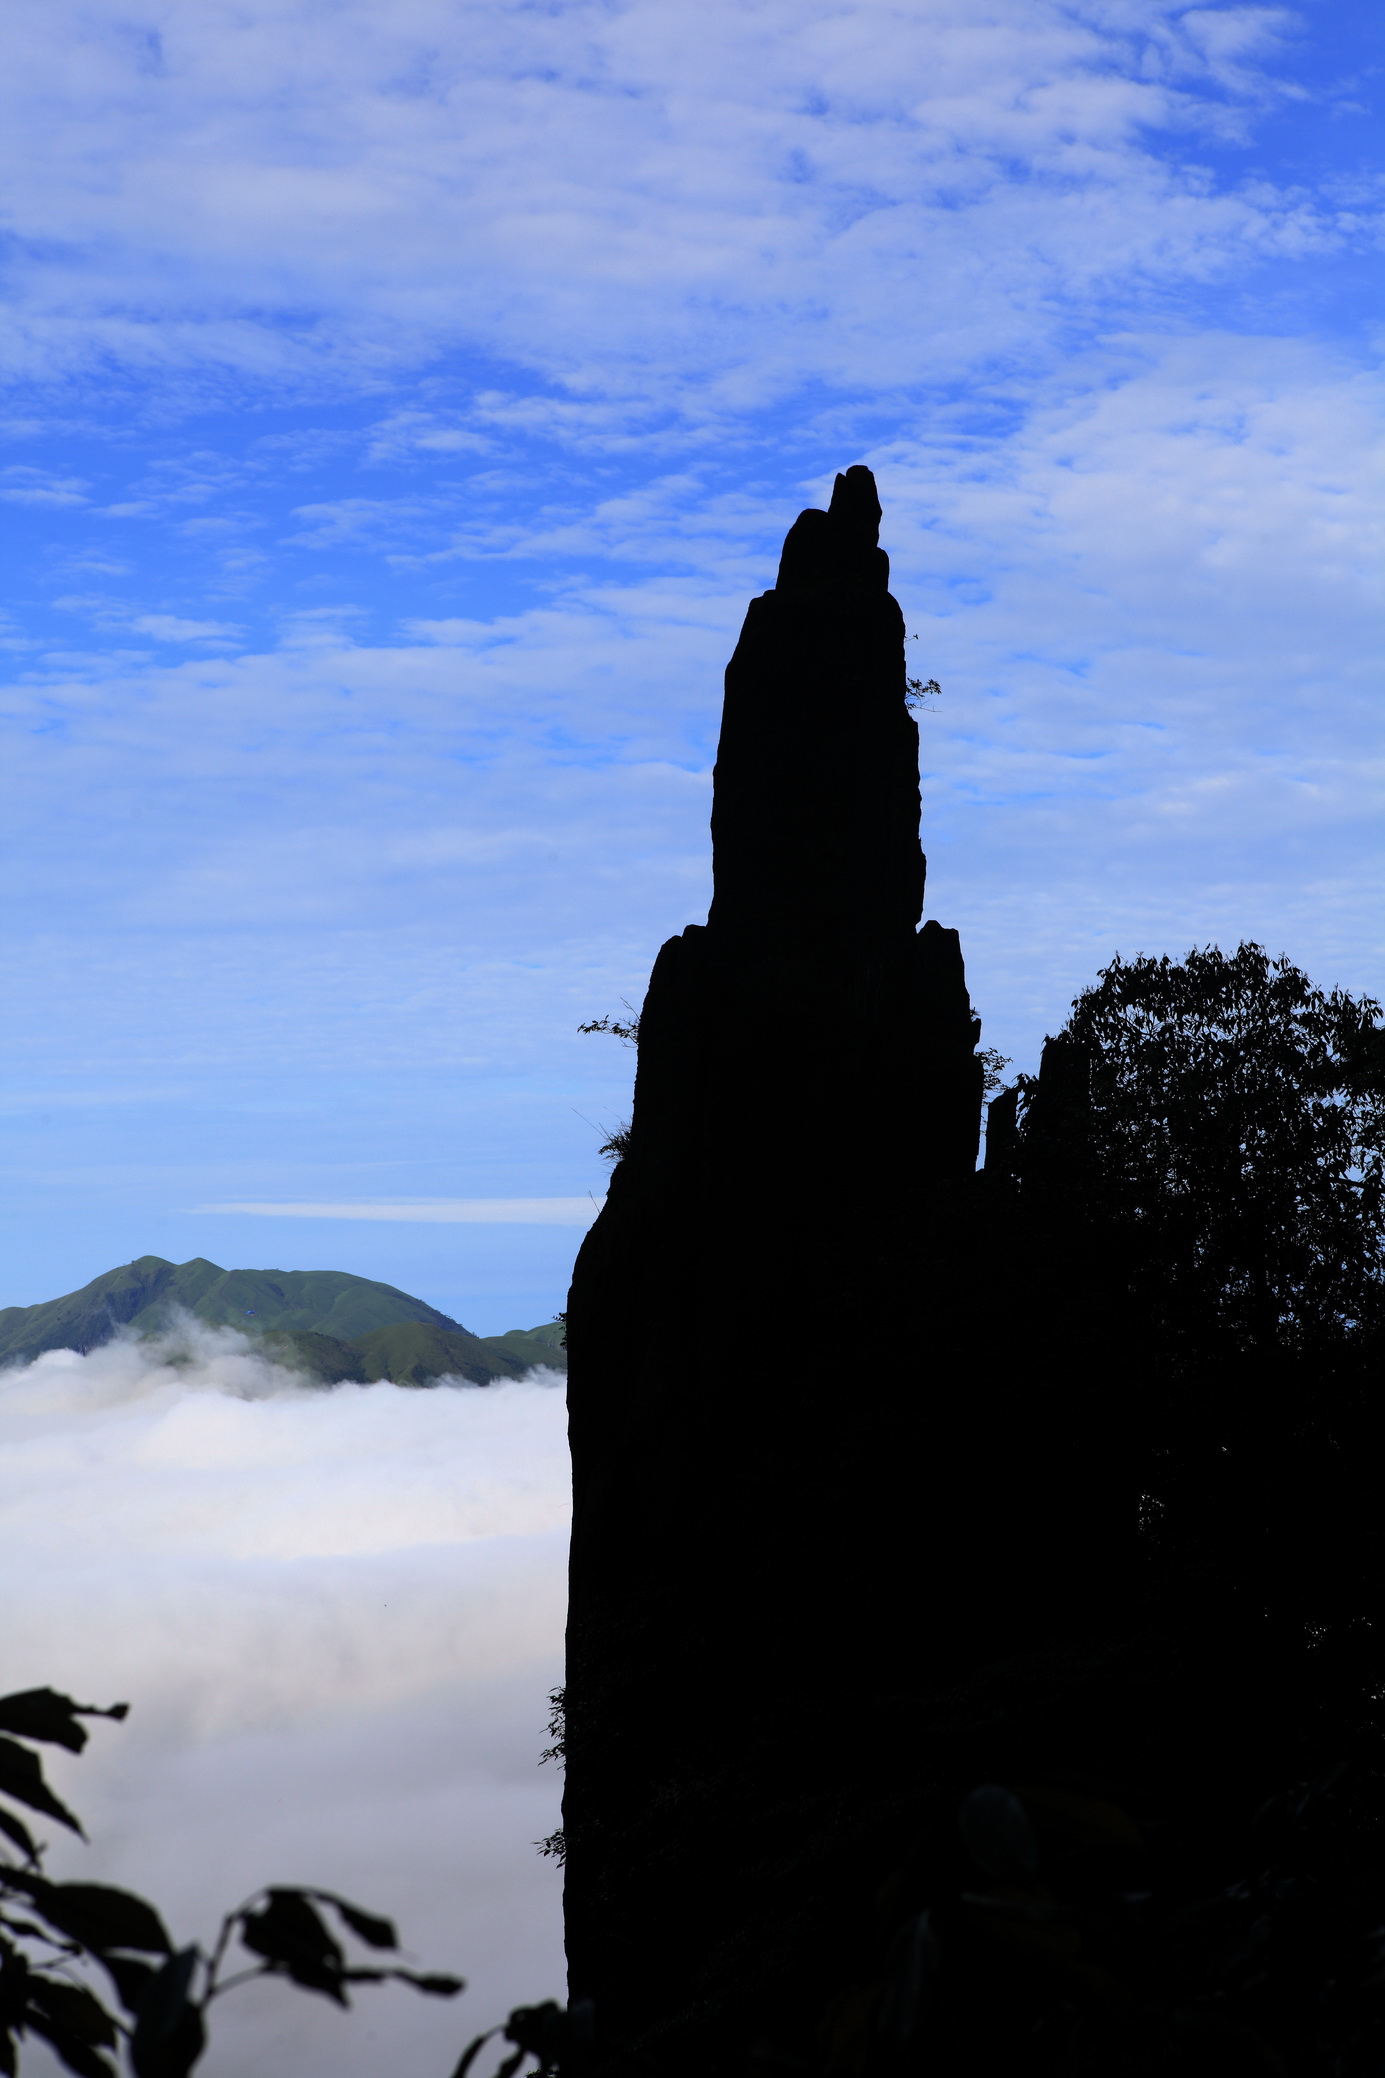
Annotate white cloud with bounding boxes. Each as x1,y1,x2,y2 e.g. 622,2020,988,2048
0,466,88,505
365,412,496,463
0,1330,569,2078
0,0,1363,403
6,330,1377,964
1,329,1379,1138
284,497,448,548
130,613,243,642
200,1198,604,1224
50,598,245,642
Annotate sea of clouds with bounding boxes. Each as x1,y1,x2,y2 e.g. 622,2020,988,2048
0,1325,570,2078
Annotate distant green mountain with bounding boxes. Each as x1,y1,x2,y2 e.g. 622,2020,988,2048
481,1319,569,1371
352,1320,527,1389
0,1256,567,1387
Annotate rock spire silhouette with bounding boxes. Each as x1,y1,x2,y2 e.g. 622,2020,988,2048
560,469,1385,2078
563,468,987,2069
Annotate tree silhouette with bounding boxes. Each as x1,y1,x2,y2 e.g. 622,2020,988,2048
999,941,1385,1624
1018,942,1385,1353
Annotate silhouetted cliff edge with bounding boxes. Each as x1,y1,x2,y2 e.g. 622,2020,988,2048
562,469,1085,2069
561,475,1385,2073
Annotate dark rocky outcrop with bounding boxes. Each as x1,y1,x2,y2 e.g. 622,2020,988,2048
561,473,1385,2074
562,470,1053,2071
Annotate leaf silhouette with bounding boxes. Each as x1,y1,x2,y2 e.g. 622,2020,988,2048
130,1949,205,2078
239,1890,346,2003
0,1692,127,1756
393,1969,465,1996
0,1740,84,1835
96,1952,158,2016
448,2025,499,2078
25,1980,118,2050
0,1805,39,1861
13,1878,171,1956
311,1892,397,1950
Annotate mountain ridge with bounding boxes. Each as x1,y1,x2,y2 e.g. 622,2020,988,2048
0,1256,567,1386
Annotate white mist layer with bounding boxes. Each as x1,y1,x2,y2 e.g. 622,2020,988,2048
0,1327,570,2078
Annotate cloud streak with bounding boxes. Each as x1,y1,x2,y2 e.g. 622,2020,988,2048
199,1198,605,1224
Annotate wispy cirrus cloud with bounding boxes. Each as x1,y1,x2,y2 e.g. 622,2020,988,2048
199,1199,604,1224
135,616,241,643
1,466,89,505
284,496,453,549
50,596,243,643
0,1,1370,406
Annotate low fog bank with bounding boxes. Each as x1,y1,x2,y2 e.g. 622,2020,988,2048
0,1329,570,2078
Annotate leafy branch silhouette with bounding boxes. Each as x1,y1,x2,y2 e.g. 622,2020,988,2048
0,1688,581,2078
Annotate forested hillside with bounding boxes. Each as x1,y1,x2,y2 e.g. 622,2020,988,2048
0,1256,567,1385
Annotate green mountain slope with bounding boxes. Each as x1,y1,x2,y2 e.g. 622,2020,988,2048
353,1321,521,1387
252,1329,369,1385
0,1257,568,1384
0,1256,183,1364
140,1263,464,1339
481,1319,568,1371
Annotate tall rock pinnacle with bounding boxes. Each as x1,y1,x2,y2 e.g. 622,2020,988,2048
709,465,924,953
563,470,987,2070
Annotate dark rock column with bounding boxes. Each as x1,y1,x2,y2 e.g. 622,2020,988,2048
562,469,988,2069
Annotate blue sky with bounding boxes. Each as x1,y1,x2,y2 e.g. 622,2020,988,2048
3,0,1382,1330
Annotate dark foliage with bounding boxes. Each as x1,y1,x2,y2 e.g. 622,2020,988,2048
903,639,940,714
1013,943,1385,1356
450,1998,593,2078
577,1008,641,1049
976,1046,1009,1097
539,1689,566,1771
992,943,1385,1630
537,1689,567,1864
0,1687,577,2078
578,1011,640,1165
810,1741,1385,2076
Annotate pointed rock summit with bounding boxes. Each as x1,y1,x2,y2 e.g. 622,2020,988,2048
563,469,992,2067
557,467,1353,2074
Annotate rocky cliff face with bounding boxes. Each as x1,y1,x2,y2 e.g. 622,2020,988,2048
559,467,1377,2078
562,469,991,2068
